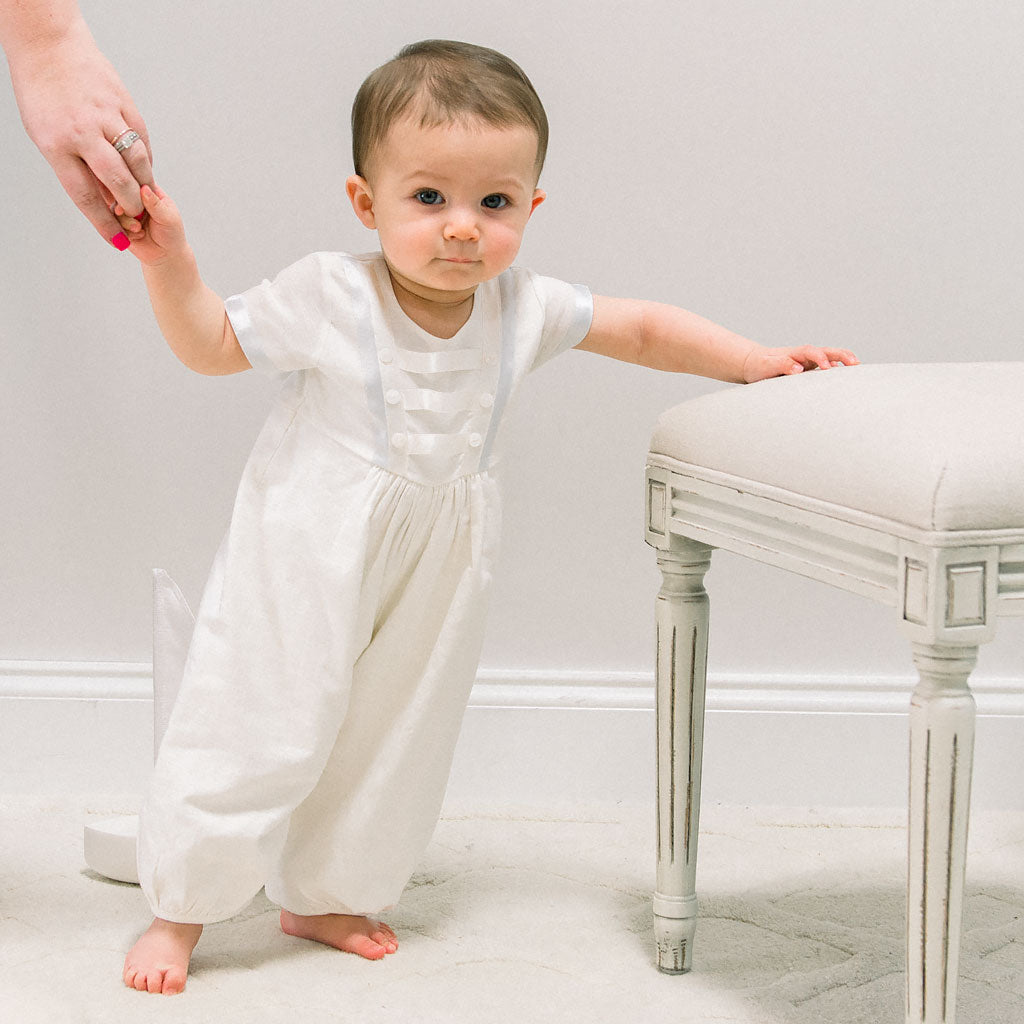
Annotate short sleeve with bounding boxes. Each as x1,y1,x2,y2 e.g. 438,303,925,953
528,272,594,371
225,252,332,376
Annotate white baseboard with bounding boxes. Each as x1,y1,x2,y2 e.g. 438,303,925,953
2,662,1022,810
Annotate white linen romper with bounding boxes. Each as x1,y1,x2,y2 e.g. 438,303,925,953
137,251,593,923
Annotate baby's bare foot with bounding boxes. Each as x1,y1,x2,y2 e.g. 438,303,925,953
280,909,398,960
123,918,203,994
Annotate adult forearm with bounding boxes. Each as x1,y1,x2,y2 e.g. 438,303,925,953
142,251,233,375
0,0,88,58
639,302,758,383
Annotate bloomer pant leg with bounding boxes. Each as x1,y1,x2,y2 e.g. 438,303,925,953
265,474,500,916
137,478,374,924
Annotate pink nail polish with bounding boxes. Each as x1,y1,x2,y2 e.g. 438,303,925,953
111,232,130,251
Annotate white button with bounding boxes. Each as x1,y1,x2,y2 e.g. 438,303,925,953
484,354,497,366
385,389,401,405
390,432,406,449
469,433,482,448
479,393,494,409
379,349,394,365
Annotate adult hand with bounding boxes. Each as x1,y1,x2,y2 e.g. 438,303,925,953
6,18,154,249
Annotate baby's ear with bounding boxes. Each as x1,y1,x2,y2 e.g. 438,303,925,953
346,175,376,228
529,189,546,216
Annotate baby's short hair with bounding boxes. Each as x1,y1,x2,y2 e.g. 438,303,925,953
351,39,549,180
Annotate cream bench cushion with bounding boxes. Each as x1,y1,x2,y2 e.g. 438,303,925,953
650,362,1024,532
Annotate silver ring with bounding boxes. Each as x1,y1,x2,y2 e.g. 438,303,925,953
112,129,141,153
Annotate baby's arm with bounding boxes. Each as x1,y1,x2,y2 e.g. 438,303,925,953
575,296,857,383
114,184,250,375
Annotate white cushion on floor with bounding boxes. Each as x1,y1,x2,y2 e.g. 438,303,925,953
649,363,1024,532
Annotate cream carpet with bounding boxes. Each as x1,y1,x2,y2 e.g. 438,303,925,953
2,795,1021,1023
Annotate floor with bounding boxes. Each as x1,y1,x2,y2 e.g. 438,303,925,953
1,794,1022,1024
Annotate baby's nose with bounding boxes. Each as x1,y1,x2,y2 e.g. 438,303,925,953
444,209,480,241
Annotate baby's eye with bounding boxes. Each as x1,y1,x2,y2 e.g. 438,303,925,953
481,194,509,210
415,189,444,205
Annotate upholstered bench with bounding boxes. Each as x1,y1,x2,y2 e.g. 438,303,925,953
643,363,1024,1024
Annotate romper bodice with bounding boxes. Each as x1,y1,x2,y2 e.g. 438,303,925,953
226,251,593,487
366,258,503,483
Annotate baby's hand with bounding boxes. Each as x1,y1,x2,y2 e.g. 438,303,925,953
113,183,188,266
742,345,859,383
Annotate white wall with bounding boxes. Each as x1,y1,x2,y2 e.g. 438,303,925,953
3,0,1023,689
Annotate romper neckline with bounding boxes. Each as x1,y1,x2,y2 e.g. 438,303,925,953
372,255,481,345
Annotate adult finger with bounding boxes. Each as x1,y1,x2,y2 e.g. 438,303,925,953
117,106,156,192
80,131,148,218
112,204,145,236
121,102,154,165
51,152,133,250
120,138,155,207
124,142,155,187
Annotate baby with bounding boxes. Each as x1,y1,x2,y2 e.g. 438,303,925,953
114,39,857,994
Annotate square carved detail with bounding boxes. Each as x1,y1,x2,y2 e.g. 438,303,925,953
946,563,986,627
648,479,667,536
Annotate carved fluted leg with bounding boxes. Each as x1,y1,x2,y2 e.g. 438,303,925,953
906,642,978,1024
654,539,712,973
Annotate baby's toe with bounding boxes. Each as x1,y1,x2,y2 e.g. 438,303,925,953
347,933,387,960
162,966,187,994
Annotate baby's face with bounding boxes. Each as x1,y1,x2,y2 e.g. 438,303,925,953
347,116,544,305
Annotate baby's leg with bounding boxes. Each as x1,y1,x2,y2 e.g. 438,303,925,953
133,511,370,990
268,480,499,948
279,910,398,959
123,918,203,995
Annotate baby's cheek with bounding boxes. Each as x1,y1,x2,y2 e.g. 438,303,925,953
406,223,438,258
380,225,420,266
491,224,526,268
